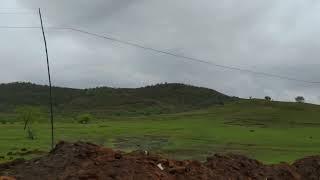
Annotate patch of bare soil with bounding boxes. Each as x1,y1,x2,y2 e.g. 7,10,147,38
0,141,319,180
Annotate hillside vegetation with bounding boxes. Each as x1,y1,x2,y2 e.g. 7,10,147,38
0,82,233,116
1,82,320,163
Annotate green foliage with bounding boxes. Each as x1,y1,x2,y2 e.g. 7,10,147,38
0,82,233,117
26,127,35,140
15,106,41,125
1,99,320,164
295,96,305,103
1,82,320,164
77,113,93,124
0,100,320,163
15,106,42,140
265,96,272,101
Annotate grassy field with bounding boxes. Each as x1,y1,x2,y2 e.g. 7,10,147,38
1,100,320,164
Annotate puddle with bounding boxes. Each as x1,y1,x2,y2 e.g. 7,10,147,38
113,135,169,151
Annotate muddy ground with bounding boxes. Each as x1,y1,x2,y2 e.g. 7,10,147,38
0,141,320,180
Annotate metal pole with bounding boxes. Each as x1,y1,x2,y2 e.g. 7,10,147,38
38,8,54,150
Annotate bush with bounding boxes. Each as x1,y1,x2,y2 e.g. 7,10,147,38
77,113,93,124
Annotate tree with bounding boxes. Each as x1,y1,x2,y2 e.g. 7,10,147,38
15,106,42,140
265,96,272,101
295,96,305,103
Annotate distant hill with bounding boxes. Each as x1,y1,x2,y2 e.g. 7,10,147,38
0,82,234,116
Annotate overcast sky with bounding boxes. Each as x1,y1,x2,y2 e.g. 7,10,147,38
1,0,320,104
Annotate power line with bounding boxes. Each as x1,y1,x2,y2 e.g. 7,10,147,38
0,8,37,10
65,28,320,84
0,10,37,15
0,12,36,15
0,26,40,29
0,25,320,84
0,26,67,30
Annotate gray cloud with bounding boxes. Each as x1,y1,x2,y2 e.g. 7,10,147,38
1,0,320,104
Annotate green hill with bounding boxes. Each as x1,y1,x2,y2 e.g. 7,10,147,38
0,82,233,116
1,82,320,164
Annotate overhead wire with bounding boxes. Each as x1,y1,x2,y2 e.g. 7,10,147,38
0,25,319,84
0,12,37,15
0,26,40,29
0,10,37,15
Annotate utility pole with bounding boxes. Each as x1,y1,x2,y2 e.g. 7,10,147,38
38,8,54,150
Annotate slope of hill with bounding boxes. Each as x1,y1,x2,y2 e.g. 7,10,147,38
1,82,320,164
0,82,233,116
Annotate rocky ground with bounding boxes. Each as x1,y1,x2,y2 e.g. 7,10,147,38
1,141,320,180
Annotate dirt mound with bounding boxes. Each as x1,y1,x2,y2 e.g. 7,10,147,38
0,141,319,180
293,156,320,180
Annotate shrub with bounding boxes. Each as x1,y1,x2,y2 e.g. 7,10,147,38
27,127,35,140
77,113,93,124
15,106,41,140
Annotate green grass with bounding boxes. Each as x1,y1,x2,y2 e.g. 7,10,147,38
1,100,320,164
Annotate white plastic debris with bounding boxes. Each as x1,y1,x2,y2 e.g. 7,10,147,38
157,163,164,171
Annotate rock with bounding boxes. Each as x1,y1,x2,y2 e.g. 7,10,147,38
157,163,164,171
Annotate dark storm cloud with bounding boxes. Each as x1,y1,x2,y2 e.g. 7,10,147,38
1,0,320,103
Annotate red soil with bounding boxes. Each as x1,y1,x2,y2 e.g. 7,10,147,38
0,141,319,180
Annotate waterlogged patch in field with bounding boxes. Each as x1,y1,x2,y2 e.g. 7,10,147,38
224,118,267,128
113,135,170,151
